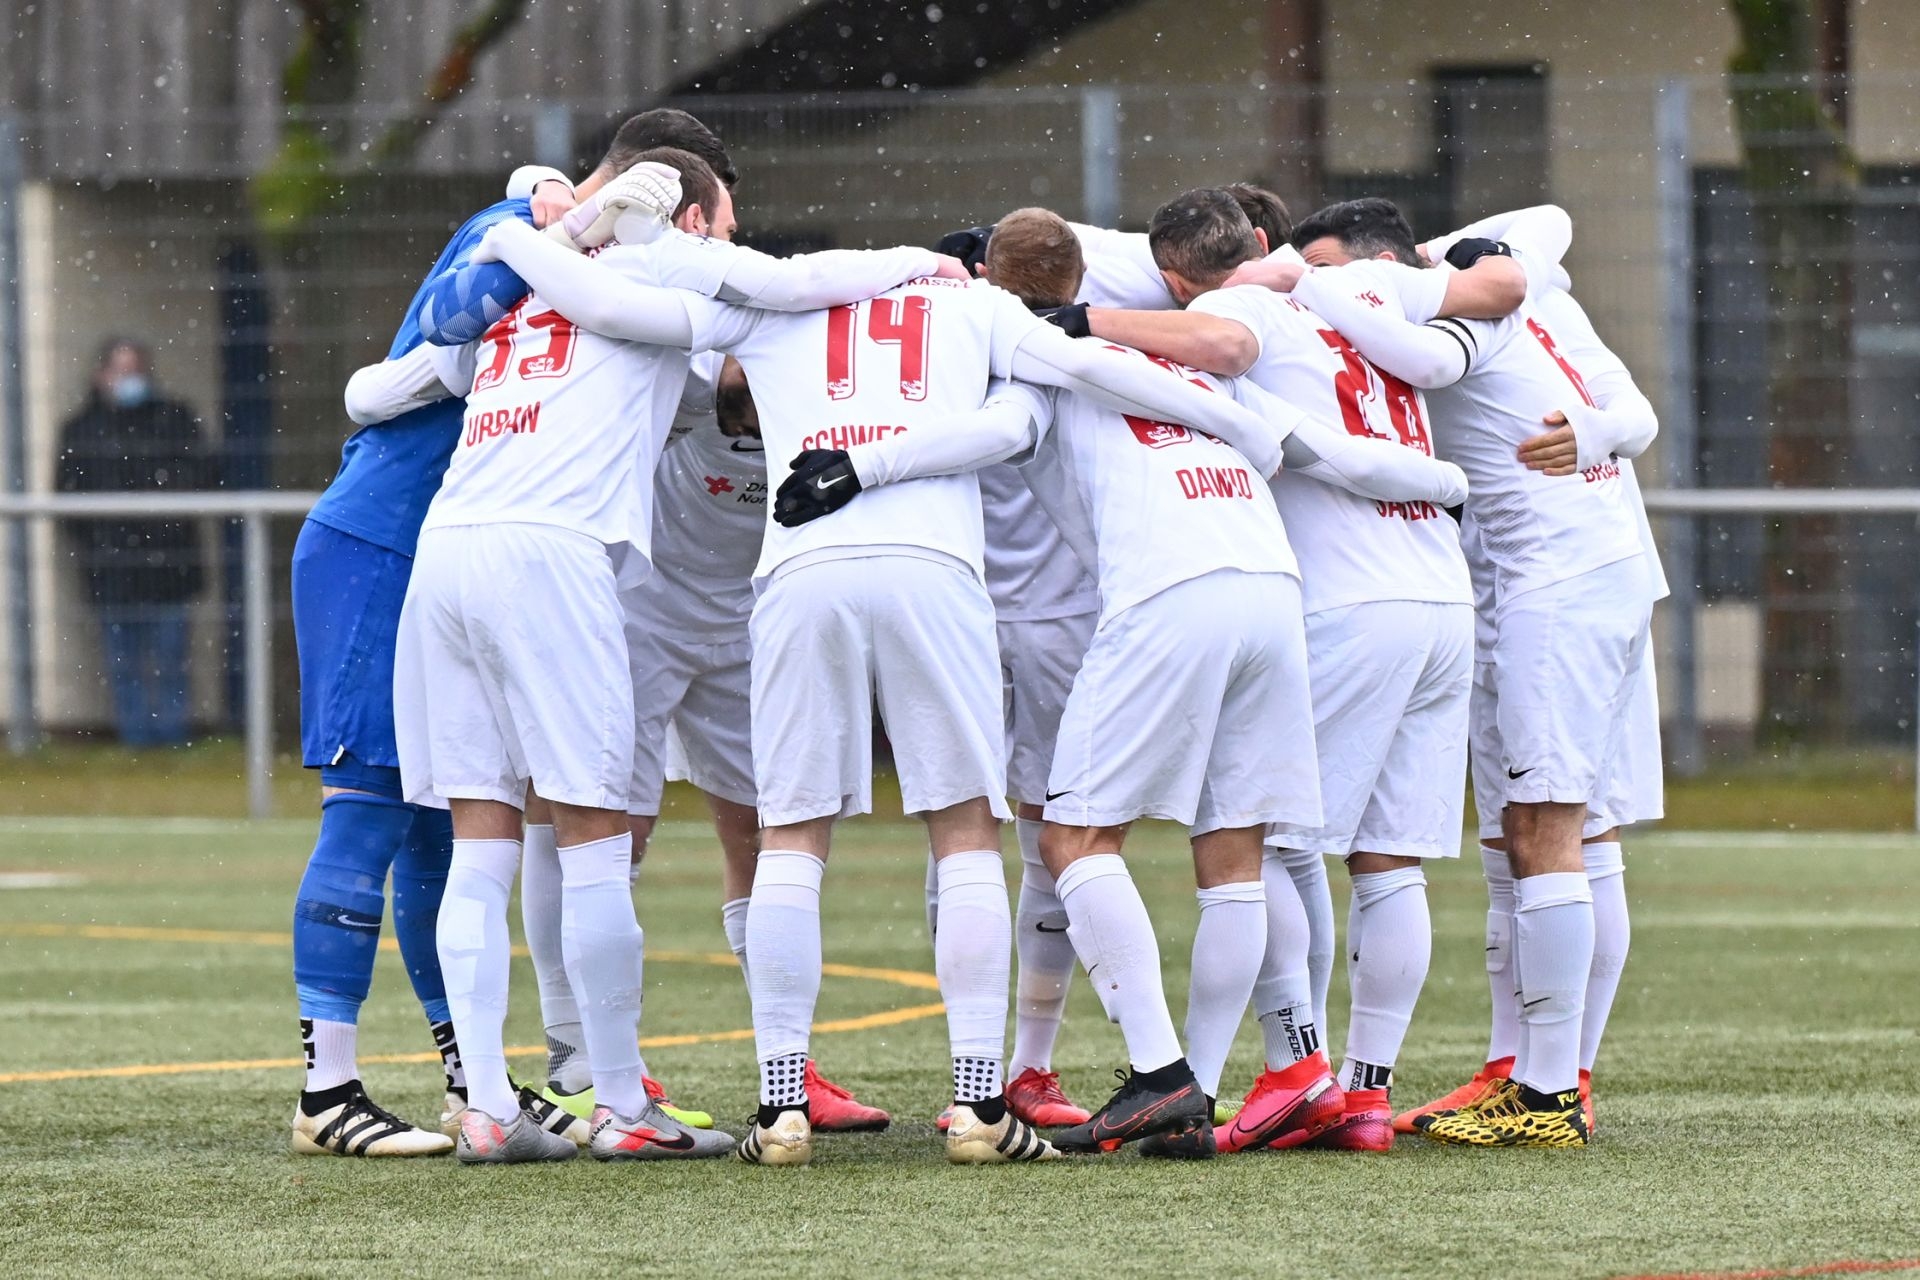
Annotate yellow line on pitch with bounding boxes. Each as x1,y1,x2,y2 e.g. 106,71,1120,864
0,921,947,1085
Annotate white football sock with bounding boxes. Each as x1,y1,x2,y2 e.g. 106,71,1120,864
934,850,1012,1074
1276,846,1335,1029
1054,853,1182,1073
721,895,751,990
519,823,590,1091
1255,851,1321,1069
1581,841,1630,1072
749,850,825,1104
302,1018,357,1093
1184,881,1266,1098
437,837,521,1121
557,833,645,1118
1482,845,1521,1065
1008,819,1077,1078
1512,871,1594,1094
1341,866,1431,1083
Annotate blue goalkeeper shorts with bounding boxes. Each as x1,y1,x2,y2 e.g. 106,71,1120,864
292,518,417,794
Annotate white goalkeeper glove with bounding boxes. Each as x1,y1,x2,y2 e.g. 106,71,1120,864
543,161,681,252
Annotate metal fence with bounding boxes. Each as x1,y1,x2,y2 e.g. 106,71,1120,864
0,73,1916,814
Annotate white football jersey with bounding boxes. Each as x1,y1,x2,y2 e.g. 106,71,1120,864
979,462,1099,622
683,277,1046,583
1532,288,1669,602
1070,223,1176,310
1191,284,1472,616
1332,259,1647,601
637,411,766,640
422,245,683,583
1002,343,1299,626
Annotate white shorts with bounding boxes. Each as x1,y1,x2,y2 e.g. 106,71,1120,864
1584,638,1663,837
623,602,755,815
999,611,1096,808
1045,569,1321,836
1468,557,1653,833
749,554,1010,827
395,524,633,811
1269,600,1472,860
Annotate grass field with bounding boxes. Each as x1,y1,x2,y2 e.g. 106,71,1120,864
2,812,1918,1279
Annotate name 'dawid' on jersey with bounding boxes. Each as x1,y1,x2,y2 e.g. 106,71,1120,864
463,401,542,447
1176,465,1255,501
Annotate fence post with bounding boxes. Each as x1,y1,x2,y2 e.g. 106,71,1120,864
1654,78,1703,777
534,102,573,171
0,115,35,755
242,509,273,819
1080,87,1121,230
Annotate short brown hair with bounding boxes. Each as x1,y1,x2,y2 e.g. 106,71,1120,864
629,146,723,225
1223,183,1292,247
598,108,737,188
1148,188,1262,289
984,207,1084,309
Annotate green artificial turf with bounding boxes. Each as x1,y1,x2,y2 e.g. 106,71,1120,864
1,816,1916,1278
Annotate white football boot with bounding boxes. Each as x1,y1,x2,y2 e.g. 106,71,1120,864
588,1102,735,1162
736,1108,814,1167
451,1105,578,1165
945,1103,1061,1165
291,1083,454,1158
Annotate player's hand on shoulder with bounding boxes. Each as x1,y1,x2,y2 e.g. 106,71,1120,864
773,450,864,527
529,179,579,231
1443,237,1512,270
931,253,973,282
1221,256,1305,293
1517,410,1581,476
1036,302,1090,338
470,221,517,265
549,161,682,252
934,226,992,277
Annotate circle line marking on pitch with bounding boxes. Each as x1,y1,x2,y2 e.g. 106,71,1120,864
0,921,944,1086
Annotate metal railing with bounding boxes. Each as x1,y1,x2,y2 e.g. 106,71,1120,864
0,490,315,817
5,487,1920,827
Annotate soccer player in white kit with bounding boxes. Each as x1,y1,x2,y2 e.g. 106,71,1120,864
788,208,1469,1158
393,154,740,1166
445,154,969,1137
1390,210,1664,1138
1285,198,1654,1147
476,214,1278,1167
1084,188,1486,1153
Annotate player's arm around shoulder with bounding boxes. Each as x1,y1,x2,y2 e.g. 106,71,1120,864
1291,260,1476,390
343,341,477,426
1084,298,1259,378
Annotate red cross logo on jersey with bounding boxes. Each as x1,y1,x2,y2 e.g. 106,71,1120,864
705,475,734,495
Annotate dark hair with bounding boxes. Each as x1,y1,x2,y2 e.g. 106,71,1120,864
1289,197,1422,266
599,108,737,188
628,146,724,225
95,335,149,369
1148,188,1261,288
1222,183,1292,248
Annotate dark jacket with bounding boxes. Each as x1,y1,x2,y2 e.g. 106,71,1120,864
55,393,217,606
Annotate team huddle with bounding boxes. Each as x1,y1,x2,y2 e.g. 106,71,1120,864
286,106,1661,1167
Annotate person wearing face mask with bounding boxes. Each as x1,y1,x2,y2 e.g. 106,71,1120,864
55,338,216,747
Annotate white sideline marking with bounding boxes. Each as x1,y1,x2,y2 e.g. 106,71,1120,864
0,872,84,889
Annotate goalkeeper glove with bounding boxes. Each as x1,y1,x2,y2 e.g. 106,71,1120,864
774,450,864,527
546,161,681,251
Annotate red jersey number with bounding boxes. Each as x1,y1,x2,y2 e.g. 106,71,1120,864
473,301,578,395
826,297,933,401
1317,329,1431,455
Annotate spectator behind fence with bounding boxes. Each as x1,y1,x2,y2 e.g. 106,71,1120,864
56,339,216,747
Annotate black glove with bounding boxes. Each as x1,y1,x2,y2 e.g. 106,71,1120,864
1443,237,1512,270
935,226,992,277
1036,302,1090,338
774,449,863,527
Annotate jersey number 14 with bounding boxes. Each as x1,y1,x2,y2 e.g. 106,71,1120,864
826,297,931,402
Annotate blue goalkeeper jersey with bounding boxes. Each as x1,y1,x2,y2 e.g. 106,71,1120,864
304,197,532,556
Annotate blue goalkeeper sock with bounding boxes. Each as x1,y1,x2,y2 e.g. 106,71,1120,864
392,804,454,1026
293,793,411,1026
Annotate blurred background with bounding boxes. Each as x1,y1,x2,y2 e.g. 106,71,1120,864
0,0,1913,822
